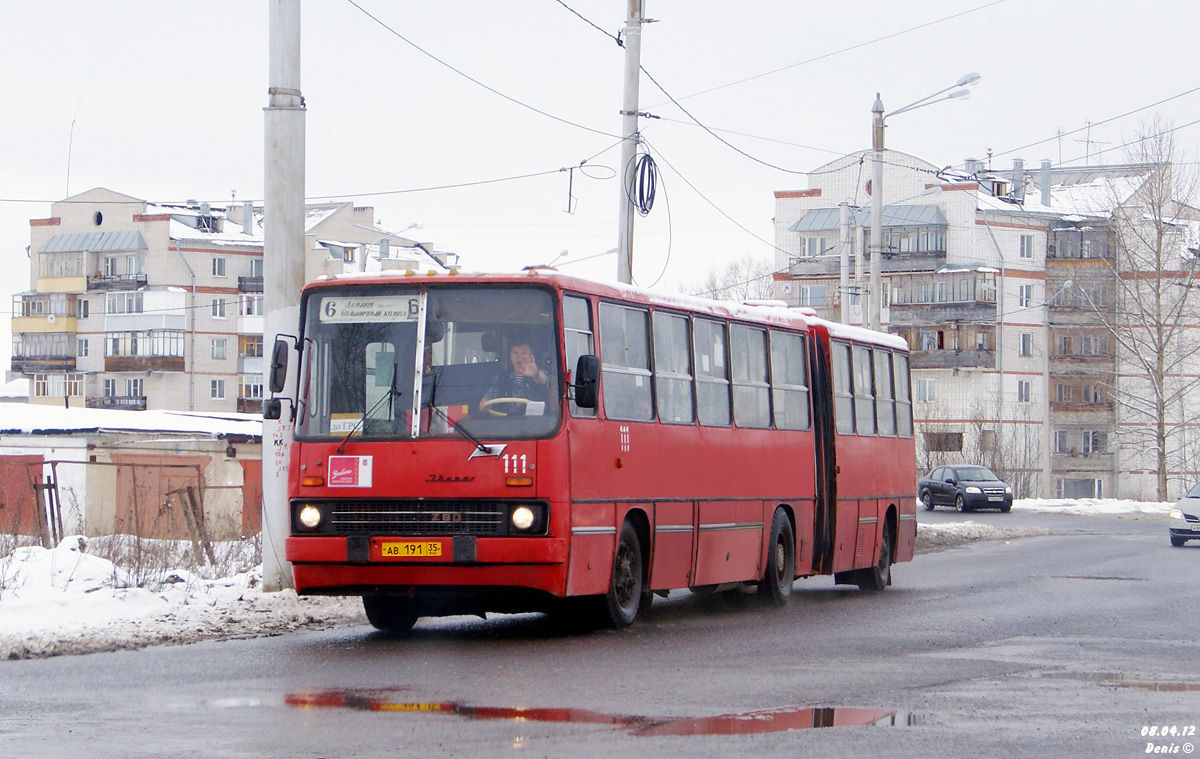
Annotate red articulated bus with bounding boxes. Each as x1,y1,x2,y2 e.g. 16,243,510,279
268,271,916,632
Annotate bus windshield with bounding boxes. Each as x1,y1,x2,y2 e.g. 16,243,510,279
296,285,561,441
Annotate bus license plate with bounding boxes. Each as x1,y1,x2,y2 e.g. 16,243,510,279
380,541,442,559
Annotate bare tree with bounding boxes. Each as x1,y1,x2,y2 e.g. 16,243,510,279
687,253,778,302
1091,118,1200,500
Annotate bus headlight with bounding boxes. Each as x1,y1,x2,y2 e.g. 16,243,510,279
511,506,535,531
298,504,323,530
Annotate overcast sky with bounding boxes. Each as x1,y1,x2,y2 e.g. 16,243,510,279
3,0,1199,371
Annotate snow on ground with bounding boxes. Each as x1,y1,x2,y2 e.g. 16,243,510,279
0,498,1173,660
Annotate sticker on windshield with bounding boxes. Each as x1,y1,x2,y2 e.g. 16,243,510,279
319,296,419,323
329,456,373,488
329,414,361,435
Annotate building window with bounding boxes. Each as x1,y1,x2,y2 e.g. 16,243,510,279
211,298,226,319
126,378,143,398
239,335,263,358
239,295,263,316
211,379,226,399
1058,478,1102,498
103,378,117,397
33,373,82,398
212,257,227,277
798,284,826,307
249,258,264,278
800,237,826,258
77,339,88,358
1017,379,1032,403
1083,430,1106,454
103,256,119,277
1019,333,1033,357
925,432,963,452
916,377,936,402
1019,235,1035,259
1055,430,1071,453
213,339,226,360
1082,384,1105,403
106,291,143,314
1018,284,1033,308
980,428,997,452
239,378,263,400
105,330,185,358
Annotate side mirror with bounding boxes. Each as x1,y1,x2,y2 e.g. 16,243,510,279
263,398,283,420
573,354,600,409
269,338,290,394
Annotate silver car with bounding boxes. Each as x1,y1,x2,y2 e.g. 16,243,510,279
1169,483,1200,547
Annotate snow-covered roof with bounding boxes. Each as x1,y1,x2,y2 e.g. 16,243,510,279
0,405,261,438
0,378,30,399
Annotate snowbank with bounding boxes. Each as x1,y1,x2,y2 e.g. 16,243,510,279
1012,497,1173,517
0,537,363,660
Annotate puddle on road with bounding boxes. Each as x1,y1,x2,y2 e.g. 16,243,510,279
285,689,921,736
1037,671,1200,691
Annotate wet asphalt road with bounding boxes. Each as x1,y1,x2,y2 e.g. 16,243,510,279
1,509,1198,759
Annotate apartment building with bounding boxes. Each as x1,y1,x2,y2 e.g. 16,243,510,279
773,151,1199,501
13,187,449,414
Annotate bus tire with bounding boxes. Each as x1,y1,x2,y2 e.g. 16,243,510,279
759,509,795,607
858,518,894,592
601,521,644,629
362,595,420,634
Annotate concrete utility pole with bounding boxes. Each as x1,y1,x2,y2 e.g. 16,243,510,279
869,93,885,332
262,0,306,592
616,0,644,285
838,201,851,324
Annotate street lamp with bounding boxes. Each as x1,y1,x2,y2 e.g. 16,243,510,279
867,73,981,331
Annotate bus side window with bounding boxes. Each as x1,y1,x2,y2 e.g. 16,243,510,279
894,352,913,437
653,311,694,424
874,350,896,436
770,331,810,430
564,295,596,418
694,318,731,427
731,324,770,428
599,303,653,421
853,344,877,435
831,341,855,435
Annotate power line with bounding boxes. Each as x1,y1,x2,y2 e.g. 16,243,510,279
992,85,1200,160
343,0,621,140
551,0,620,46
1055,116,1200,166
649,0,1010,106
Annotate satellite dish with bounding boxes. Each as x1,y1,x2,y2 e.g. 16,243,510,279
46,314,56,324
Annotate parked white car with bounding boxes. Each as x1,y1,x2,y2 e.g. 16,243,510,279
1169,483,1200,547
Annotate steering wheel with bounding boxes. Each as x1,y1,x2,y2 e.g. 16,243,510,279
480,397,531,417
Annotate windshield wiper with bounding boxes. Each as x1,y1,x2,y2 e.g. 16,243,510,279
427,404,492,454
336,375,402,454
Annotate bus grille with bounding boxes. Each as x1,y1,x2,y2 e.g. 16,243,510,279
325,500,510,536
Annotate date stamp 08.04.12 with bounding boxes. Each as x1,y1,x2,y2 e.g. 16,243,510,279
1141,724,1196,754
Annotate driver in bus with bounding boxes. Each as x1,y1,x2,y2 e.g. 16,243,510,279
479,340,553,414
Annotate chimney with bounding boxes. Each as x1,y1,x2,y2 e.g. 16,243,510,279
1039,160,1053,207
964,157,982,176
379,238,389,260
1012,159,1026,203
242,201,254,235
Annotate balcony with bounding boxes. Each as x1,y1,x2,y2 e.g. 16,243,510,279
11,355,76,374
238,355,264,375
105,356,185,373
87,274,147,292
238,276,263,293
909,348,996,370
87,395,147,411
888,300,996,326
237,398,263,414
1051,450,1114,472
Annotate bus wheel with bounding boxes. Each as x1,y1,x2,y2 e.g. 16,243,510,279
858,520,893,592
362,595,420,634
759,509,795,607
602,521,644,629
